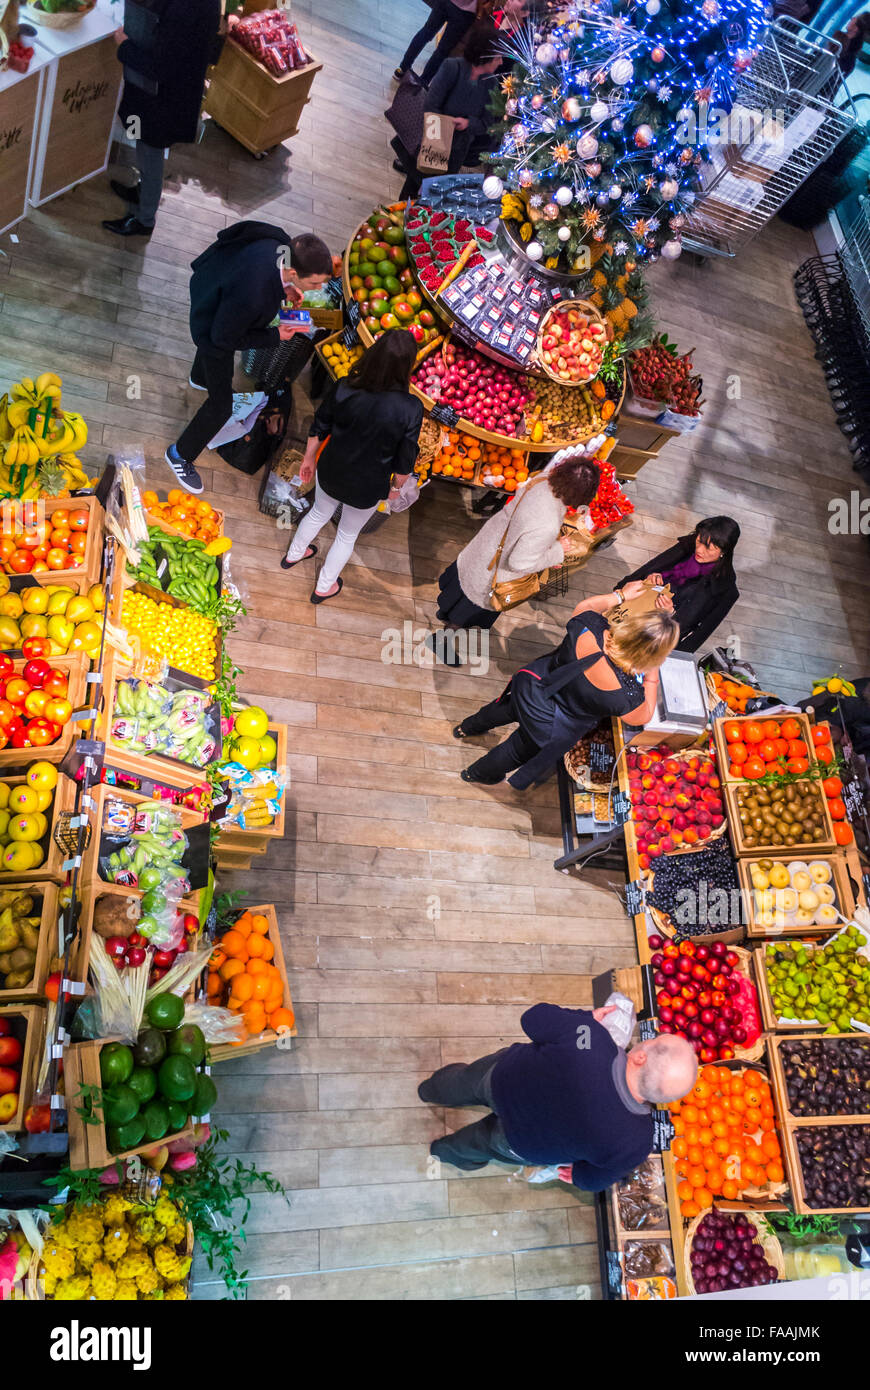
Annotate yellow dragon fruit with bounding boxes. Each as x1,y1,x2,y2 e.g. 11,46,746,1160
153,1243,191,1283
46,1223,77,1250
153,1195,181,1229
135,1264,160,1295
76,1241,103,1271
42,1245,75,1279
102,1226,129,1263
114,1278,139,1300
66,1208,104,1245
135,1214,165,1247
91,1261,118,1300
101,1194,133,1226
165,1221,186,1247
54,1274,92,1300
42,1270,58,1297
164,1283,187,1300
116,1248,152,1281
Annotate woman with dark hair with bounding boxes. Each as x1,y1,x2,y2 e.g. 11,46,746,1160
392,23,503,200
615,516,741,654
280,330,423,603
395,0,479,87
428,451,602,663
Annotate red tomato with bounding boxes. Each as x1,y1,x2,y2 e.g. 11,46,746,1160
24,1103,51,1133
729,741,749,765
759,739,779,763
780,717,801,741
823,776,843,797
811,724,831,746
68,508,89,531
69,533,87,557
828,797,847,820
0,1036,22,1066
723,720,744,743
0,537,15,563
743,756,766,779
44,697,72,726
21,637,50,660
815,744,834,765
45,547,68,570
0,729,9,752
743,721,764,744
787,738,808,758
0,1066,19,1095
11,727,32,748
8,549,33,573
834,822,854,845
22,659,50,688
786,757,809,774
761,719,781,739
774,737,789,758
31,543,49,562
14,531,42,552
42,670,68,698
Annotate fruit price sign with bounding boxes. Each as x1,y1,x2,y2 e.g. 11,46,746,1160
430,402,460,429
651,1108,675,1153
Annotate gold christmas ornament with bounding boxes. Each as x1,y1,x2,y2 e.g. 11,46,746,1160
501,75,517,96
519,169,534,187
543,202,559,220
553,142,573,165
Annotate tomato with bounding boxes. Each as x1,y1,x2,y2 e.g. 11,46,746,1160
811,724,831,746
822,775,843,797
4,679,29,706
69,533,87,557
0,1066,19,1095
44,697,71,725
45,548,68,569
26,719,56,746
8,549,33,573
11,727,32,748
761,719,781,739
759,739,779,763
63,553,80,569
729,741,748,765
14,530,42,551
31,561,49,573
24,690,49,717
723,720,744,743
42,670,68,698
21,637,50,660
787,738,808,758
780,717,801,741
743,721,764,744
743,756,766,779
774,737,789,758
834,822,853,845
786,756,809,774
0,1036,22,1066
22,659,50,687
828,797,847,820
49,509,69,528
815,744,834,765
68,509,89,531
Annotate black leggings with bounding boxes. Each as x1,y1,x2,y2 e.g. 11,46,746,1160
175,348,235,464
459,690,542,784
399,0,476,84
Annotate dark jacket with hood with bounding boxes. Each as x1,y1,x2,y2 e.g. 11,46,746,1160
188,221,292,356
617,533,739,655
118,0,221,149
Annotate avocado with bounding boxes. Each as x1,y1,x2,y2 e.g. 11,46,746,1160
166,1101,188,1132
167,1023,205,1067
134,1027,166,1068
146,992,185,1032
107,1114,147,1154
158,1054,196,1102
127,1065,158,1105
142,1098,170,1141
189,1072,217,1117
102,1084,140,1127
99,1042,134,1087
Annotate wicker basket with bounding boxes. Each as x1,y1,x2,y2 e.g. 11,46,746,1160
683,1208,785,1296
535,298,608,387
21,0,95,27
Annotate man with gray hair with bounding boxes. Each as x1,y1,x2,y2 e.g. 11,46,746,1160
420,1003,697,1189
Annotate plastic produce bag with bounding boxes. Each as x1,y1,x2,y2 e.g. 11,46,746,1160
218,761,285,830
99,799,190,897
111,676,218,769
184,1000,246,1045
385,475,421,515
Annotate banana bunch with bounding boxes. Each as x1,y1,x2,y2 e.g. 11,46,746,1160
11,372,62,406
812,675,857,698
52,410,88,453
55,453,91,490
4,425,42,466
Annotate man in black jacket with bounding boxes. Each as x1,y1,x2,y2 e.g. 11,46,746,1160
165,221,332,493
103,0,222,238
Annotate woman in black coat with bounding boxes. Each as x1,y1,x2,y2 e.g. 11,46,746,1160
103,0,222,239
615,516,740,655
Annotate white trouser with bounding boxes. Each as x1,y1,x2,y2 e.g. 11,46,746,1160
284,480,379,593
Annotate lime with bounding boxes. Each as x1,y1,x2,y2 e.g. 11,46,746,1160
107,1114,147,1154
99,1042,134,1086
190,1072,217,1117
167,1023,205,1067
102,1084,140,1127
127,1065,158,1104
145,993,185,1031
142,1098,170,1141
158,1054,196,1102
138,867,163,892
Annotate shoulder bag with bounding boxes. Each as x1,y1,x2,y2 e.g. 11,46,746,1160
487,473,553,612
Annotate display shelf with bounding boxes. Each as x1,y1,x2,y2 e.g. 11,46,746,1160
0,766,75,885
213,720,287,851
74,878,201,993
0,1001,45,1131
0,881,61,1003
77,782,208,899
724,780,837,859
208,903,295,1062
204,40,322,157
712,710,818,785
7,494,105,592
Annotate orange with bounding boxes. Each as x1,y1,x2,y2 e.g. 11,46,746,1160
712,1137,730,1157
681,1200,700,1219
701,1065,720,1086
759,1115,776,1133
744,1087,762,1108
252,975,272,1000
210,948,226,970
219,958,244,983
695,1187,714,1209
674,1159,689,1179
258,939,274,961
247,934,267,957
717,1067,732,1090
688,1166,707,1188
269,1006,294,1030
250,913,270,935
682,1104,699,1125
742,1071,764,1089
206,971,222,997
246,957,268,977
221,929,247,958
766,1162,784,1183
742,1161,759,1187
706,1169,724,1194
677,1180,694,1201
687,1145,703,1166
761,1133,780,1159
703,1151,720,1170
697,1127,713,1147
672,1137,688,1159
709,1103,725,1123
234,915,253,939
167,489,183,504
231,973,255,1002
692,1080,711,1103
672,1116,685,1136
241,1000,266,1026
745,1107,762,1129
684,1124,700,1147
746,1144,765,1166
721,1179,739,1201
142,490,158,508
711,1121,728,1140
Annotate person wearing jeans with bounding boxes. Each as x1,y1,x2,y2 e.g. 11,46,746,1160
282,329,423,603
395,0,478,86
103,0,221,238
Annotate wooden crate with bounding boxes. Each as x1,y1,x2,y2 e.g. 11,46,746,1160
712,711,817,786
737,851,857,938
0,1002,45,1132
0,652,88,771
205,42,322,155
208,904,296,1062
752,926,870,1033
215,721,287,846
212,847,255,872
724,780,837,859
314,329,363,382
73,880,201,989
144,502,225,542
78,783,206,899
768,1031,870,1126
0,882,61,1002
93,647,220,794
6,496,105,593
777,1109,870,1216
0,766,75,885
65,1038,194,1171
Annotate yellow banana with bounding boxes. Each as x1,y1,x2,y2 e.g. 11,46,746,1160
36,371,62,396
6,400,32,429
61,411,88,450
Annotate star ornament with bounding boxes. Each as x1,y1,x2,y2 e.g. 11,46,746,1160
501,75,517,96
630,218,650,237
581,207,602,231
694,87,712,104
553,142,573,165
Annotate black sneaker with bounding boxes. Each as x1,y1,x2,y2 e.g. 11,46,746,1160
164,444,204,495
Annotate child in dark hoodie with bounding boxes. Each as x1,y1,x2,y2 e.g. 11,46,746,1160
166,220,332,493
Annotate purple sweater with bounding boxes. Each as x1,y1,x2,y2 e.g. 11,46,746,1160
490,1005,654,1189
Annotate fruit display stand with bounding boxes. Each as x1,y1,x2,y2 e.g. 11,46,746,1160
204,36,322,158
64,1037,194,1171
0,881,61,1001
0,1001,44,1131
0,651,88,770
0,766,75,884
737,851,859,939
208,904,295,1062
212,721,288,873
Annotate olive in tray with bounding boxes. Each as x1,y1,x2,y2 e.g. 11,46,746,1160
781,1038,870,1116
735,780,829,849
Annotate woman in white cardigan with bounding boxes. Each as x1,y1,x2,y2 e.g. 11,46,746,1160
429,449,602,663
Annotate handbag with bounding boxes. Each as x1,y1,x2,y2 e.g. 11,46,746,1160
385,61,464,159
487,474,552,612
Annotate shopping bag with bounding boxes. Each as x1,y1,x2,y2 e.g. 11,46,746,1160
385,75,429,156
417,111,457,174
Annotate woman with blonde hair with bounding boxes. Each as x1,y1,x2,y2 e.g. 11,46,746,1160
454,584,679,787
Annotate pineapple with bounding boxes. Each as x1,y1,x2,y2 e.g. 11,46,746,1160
36,457,69,498
91,1261,117,1301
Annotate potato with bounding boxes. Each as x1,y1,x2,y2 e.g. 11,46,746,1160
94,895,137,939
4,968,33,989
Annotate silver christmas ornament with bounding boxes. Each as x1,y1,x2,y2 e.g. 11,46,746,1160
505,99,518,116
536,42,557,65
609,57,634,86
609,184,622,200
542,117,557,133
596,192,610,208
659,178,679,199
702,0,720,16
646,0,661,13
482,175,504,200
526,240,544,261
555,185,573,206
576,132,599,158
557,225,571,242
634,123,654,147
589,100,608,123
584,161,601,177
612,118,624,132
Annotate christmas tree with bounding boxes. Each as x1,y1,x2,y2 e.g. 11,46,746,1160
487,0,770,319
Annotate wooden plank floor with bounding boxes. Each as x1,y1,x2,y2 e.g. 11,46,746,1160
3,0,869,1300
